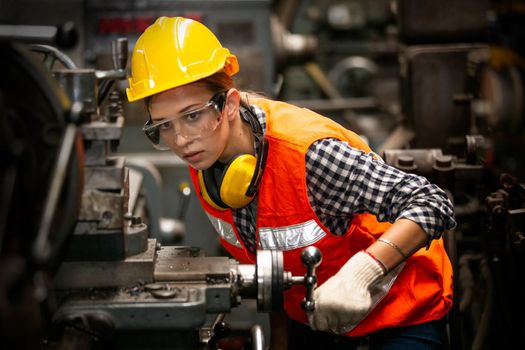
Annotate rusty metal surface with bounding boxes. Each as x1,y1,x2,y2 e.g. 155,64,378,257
82,117,124,140
77,168,129,230
400,44,488,149
53,285,207,330
84,156,125,190
397,0,489,43
154,247,232,282
54,239,157,288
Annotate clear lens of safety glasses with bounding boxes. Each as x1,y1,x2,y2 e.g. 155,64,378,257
143,92,226,151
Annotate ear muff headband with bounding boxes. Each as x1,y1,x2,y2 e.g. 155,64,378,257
246,134,268,197
199,104,268,210
238,105,268,197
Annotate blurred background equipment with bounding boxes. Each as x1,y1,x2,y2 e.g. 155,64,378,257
1,0,525,349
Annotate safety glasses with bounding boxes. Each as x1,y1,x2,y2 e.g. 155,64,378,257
143,91,227,150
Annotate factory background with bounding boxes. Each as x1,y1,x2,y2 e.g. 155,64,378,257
1,0,524,349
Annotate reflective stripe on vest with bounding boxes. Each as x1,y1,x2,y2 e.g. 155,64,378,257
259,219,327,250
205,213,242,247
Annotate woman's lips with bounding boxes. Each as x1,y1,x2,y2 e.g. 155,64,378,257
183,151,203,163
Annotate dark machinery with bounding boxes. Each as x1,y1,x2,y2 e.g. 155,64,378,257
272,1,525,348
0,23,83,349
0,25,323,350
50,246,321,349
383,1,525,349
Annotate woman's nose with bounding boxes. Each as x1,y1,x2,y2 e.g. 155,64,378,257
173,133,192,147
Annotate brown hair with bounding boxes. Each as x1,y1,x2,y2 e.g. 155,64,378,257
198,71,235,94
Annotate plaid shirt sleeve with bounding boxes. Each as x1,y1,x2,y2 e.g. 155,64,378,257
305,138,457,240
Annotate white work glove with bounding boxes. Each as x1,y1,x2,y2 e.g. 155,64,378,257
308,251,384,334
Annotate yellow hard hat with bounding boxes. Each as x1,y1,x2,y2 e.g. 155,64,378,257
126,16,239,102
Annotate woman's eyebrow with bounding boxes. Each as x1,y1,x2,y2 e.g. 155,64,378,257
179,102,204,114
150,102,201,122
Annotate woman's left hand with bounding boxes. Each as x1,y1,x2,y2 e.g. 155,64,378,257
308,251,384,334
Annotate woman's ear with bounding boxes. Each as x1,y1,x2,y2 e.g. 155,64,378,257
224,88,240,122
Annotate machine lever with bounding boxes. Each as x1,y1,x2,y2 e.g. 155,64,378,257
300,246,322,312
112,37,129,71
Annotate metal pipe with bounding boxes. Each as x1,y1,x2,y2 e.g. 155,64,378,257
250,324,266,350
32,124,78,265
471,258,493,350
458,254,479,312
30,44,78,69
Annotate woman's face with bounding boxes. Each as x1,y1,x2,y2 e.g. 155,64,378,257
149,83,231,170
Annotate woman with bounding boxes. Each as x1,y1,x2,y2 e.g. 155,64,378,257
127,16,456,349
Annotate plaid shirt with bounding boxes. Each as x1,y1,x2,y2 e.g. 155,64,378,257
232,105,456,254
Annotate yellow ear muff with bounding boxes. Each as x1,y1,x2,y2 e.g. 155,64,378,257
220,154,257,209
198,169,228,211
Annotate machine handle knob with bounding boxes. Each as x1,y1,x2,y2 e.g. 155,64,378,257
300,246,322,312
112,37,128,71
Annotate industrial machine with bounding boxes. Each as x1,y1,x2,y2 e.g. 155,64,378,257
385,1,525,349
50,245,322,349
0,24,326,349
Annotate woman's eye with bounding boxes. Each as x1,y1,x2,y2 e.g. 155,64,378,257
158,120,172,131
186,111,202,121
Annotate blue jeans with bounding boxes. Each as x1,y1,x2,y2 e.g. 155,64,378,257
288,319,445,350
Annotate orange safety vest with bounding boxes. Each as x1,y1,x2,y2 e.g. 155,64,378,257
189,98,453,336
